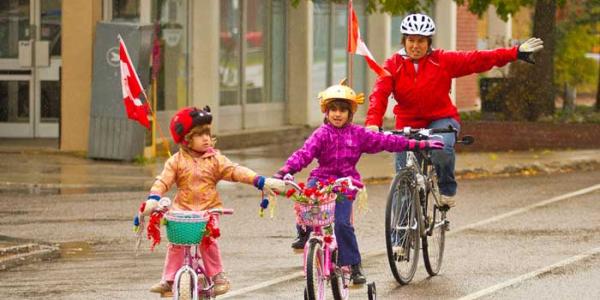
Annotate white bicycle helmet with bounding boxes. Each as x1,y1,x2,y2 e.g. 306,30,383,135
400,13,436,36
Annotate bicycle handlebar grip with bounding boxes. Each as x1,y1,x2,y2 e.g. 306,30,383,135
430,125,457,134
221,208,234,215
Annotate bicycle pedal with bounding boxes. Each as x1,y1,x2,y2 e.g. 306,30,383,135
444,220,451,231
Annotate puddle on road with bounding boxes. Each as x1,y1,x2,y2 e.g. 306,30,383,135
59,241,93,258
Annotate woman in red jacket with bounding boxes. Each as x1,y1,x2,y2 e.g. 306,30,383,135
365,13,543,208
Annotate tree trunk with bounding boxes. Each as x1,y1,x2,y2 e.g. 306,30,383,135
531,0,557,116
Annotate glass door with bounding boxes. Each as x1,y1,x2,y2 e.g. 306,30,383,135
0,0,60,138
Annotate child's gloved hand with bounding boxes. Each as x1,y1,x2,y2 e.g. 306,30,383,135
407,139,444,151
264,178,286,195
140,195,161,216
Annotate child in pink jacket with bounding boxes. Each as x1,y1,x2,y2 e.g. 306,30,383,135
142,106,284,297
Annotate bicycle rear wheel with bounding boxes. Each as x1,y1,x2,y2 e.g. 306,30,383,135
306,240,325,300
330,249,349,300
385,172,420,285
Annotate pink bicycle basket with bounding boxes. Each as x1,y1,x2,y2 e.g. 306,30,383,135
295,199,336,227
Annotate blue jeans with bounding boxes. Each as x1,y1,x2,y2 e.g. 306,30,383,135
296,178,361,266
394,118,460,197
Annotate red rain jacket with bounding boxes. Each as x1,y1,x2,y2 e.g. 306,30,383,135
366,47,518,129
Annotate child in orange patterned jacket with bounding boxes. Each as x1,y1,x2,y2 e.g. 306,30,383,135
141,106,284,297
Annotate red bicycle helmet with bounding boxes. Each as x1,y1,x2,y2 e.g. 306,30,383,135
170,106,212,144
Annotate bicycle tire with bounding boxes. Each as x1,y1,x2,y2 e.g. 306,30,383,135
330,249,349,300
385,172,420,285
306,240,325,300
177,271,193,300
422,171,446,276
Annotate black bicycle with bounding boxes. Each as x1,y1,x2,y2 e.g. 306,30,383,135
384,126,474,285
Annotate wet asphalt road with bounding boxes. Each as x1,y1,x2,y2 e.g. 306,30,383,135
0,170,599,300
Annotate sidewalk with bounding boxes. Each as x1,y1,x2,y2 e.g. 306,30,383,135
0,140,599,271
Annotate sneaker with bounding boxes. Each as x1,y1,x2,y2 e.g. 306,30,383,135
291,231,309,250
149,281,172,297
350,264,367,285
213,272,230,296
439,195,456,208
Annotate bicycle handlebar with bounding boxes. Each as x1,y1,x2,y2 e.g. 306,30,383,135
207,208,234,215
153,197,234,216
384,125,474,145
283,176,364,193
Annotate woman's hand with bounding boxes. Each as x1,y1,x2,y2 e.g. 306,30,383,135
517,37,544,64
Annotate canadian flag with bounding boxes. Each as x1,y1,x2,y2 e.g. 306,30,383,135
347,1,390,77
119,36,151,129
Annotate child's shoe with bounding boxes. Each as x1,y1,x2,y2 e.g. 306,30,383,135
149,281,172,297
350,264,367,285
213,272,230,296
291,231,309,250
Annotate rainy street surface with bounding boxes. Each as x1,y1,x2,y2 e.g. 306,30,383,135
0,167,599,299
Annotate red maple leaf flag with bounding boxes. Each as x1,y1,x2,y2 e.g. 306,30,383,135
347,1,390,77
119,36,151,129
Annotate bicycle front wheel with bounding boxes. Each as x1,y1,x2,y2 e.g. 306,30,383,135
422,172,446,276
176,271,193,300
330,249,349,300
385,172,420,285
306,240,326,300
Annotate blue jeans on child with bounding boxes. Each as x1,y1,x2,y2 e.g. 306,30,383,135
394,118,460,197
296,178,361,266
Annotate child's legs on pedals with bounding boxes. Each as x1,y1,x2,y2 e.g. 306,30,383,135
334,196,360,266
199,236,223,278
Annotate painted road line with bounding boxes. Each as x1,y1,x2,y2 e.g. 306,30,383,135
457,246,600,300
219,271,304,299
222,183,600,297
454,183,600,233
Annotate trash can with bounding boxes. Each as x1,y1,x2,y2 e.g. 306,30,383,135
88,22,152,161
479,77,507,113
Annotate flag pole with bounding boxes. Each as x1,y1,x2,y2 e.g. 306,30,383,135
347,0,354,88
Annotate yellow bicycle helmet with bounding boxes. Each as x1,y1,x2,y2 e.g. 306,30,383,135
318,79,365,113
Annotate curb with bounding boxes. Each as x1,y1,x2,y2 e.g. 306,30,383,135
0,243,60,271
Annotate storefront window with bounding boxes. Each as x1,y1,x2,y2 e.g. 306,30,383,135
41,0,61,57
219,0,241,106
113,0,140,22
311,0,330,99
0,0,30,59
219,0,286,106
312,1,366,98
151,0,189,111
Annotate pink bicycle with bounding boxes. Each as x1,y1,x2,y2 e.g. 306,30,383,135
282,176,376,300
134,198,233,300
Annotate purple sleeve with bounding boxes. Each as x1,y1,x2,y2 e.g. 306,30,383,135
357,125,409,154
284,127,324,173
